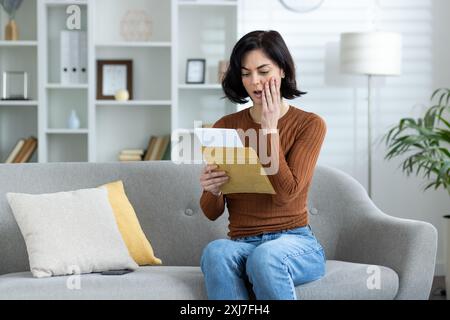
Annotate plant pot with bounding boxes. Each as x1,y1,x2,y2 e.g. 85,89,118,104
445,215,450,300
5,19,19,41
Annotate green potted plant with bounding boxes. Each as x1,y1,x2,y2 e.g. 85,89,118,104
0,0,24,40
383,87,450,298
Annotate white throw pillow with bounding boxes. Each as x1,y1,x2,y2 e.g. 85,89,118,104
6,188,138,278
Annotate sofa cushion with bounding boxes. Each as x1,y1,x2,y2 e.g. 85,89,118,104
6,188,138,278
296,260,399,300
101,181,162,266
0,261,398,300
0,266,207,300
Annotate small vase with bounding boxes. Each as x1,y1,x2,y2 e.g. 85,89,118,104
5,19,19,41
68,110,80,129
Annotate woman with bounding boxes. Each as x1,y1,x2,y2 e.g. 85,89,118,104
199,30,327,300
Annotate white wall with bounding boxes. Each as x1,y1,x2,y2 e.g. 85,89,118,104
433,0,450,89
239,0,449,275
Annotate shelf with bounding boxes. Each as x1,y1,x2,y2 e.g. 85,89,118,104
178,84,222,90
0,41,38,47
46,84,89,90
96,42,171,48
179,0,238,6
45,0,88,7
0,100,38,107
175,128,195,134
95,100,172,107
45,129,89,135
1,0,238,164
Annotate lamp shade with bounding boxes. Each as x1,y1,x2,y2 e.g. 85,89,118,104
340,32,402,76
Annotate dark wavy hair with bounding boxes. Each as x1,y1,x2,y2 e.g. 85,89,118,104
222,30,306,104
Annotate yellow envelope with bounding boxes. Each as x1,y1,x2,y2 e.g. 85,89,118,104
201,146,276,194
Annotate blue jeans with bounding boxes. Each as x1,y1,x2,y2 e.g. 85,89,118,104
200,225,326,300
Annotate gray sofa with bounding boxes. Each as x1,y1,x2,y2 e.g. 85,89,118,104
0,162,437,300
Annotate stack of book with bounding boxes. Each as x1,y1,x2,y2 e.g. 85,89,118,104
118,149,144,162
3,137,38,163
143,135,171,161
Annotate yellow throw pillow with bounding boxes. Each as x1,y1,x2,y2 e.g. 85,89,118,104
100,181,162,266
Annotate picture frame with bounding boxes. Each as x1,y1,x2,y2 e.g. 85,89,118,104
2,71,29,100
186,59,206,84
97,60,133,100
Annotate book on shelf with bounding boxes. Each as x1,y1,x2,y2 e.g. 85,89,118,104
4,138,25,163
11,136,38,163
143,135,171,161
118,149,144,161
121,149,144,156
118,154,142,162
143,136,158,161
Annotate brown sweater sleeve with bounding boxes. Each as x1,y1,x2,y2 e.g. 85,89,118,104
265,114,327,206
200,190,226,221
199,117,228,221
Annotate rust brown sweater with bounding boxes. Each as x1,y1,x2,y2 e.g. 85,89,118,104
199,106,327,239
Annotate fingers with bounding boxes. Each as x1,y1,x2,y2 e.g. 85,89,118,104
202,164,218,174
264,80,273,112
271,77,279,104
202,170,227,181
200,165,228,183
262,84,268,114
203,175,229,188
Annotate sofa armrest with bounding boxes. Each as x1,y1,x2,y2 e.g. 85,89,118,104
335,197,438,300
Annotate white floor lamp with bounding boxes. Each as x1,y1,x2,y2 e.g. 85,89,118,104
340,32,402,198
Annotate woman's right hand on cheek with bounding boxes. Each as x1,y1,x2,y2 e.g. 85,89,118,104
200,164,229,196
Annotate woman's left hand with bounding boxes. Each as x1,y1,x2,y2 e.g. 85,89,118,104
261,77,281,131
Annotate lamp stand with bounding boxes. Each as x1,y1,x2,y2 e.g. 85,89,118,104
367,74,373,198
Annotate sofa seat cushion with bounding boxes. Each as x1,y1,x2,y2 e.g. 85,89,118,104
296,260,399,300
0,266,207,300
0,261,399,300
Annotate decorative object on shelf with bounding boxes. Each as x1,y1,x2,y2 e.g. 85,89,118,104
97,60,133,100
1,71,28,100
67,109,80,130
0,0,24,40
120,10,152,42
279,0,325,13
218,60,229,83
115,89,130,101
186,59,206,84
340,31,402,199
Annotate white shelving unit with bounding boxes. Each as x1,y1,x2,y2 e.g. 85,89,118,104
93,0,172,163
0,0,239,163
0,0,38,163
37,0,90,162
172,0,239,163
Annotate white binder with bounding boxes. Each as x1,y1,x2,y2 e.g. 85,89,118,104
79,31,87,84
69,31,79,83
60,30,71,84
